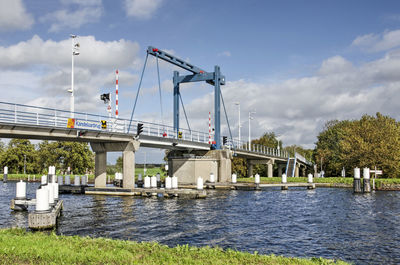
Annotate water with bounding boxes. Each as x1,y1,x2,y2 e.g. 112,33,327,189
1,181,400,264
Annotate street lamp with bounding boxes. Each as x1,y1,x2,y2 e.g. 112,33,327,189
68,34,80,118
248,111,255,146
234,102,241,145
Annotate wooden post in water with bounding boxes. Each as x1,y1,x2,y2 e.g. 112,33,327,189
363,167,371,193
353,167,362,193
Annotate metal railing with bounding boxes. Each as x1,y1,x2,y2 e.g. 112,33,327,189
0,101,209,144
0,101,291,159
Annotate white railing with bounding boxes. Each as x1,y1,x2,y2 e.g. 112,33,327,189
295,152,312,166
0,101,291,159
0,101,209,144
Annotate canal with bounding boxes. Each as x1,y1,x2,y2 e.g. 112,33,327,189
1,181,399,265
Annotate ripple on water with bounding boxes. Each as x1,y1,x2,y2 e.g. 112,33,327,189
1,181,400,265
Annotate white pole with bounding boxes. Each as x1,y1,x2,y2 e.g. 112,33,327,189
70,37,74,118
70,35,79,118
235,102,241,144
248,111,251,145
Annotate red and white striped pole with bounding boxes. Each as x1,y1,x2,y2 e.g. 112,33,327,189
115,69,119,119
208,112,211,144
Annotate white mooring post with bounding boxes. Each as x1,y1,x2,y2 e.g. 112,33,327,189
151,175,157,188
52,182,59,202
45,185,55,206
254,173,260,190
209,173,215,183
74,175,80,186
165,176,172,189
172,176,178,189
144,176,151,188
41,175,47,186
353,167,362,193
36,188,50,212
16,180,27,200
3,166,8,182
307,173,313,183
57,175,63,185
231,173,237,184
197,176,203,190
281,173,288,190
363,167,371,193
65,175,71,185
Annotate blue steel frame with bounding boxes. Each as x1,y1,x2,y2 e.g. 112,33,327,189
147,46,225,149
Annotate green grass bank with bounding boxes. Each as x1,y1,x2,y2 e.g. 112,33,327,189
5,168,164,182
0,229,348,265
237,176,400,189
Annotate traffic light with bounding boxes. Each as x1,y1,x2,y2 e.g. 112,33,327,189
137,123,144,136
100,93,110,103
178,131,182,139
223,136,227,145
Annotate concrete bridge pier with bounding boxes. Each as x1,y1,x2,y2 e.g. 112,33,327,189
278,164,285,178
91,140,140,189
247,159,275,178
168,149,232,184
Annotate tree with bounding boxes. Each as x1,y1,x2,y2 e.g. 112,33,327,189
0,139,38,174
314,113,400,178
340,113,400,178
37,141,94,174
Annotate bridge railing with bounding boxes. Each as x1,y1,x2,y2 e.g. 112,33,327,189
228,138,289,159
294,152,313,166
0,101,292,159
0,102,209,144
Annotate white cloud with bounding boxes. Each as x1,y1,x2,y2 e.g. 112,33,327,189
182,49,400,149
0,0,34,31
40,0,103,32
0,35,141,71
124,0,163,19
0,35,141,114
352,29,400,52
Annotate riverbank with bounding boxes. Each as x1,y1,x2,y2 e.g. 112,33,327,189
237,177,400,190
4,167,164,182
0,228,347,265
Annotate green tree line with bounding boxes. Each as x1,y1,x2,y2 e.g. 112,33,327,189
232,132,313,177
315,113,400,178
0,139,94,174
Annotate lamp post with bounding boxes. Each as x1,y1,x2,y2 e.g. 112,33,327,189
69,34,80,118
234,102,241,145
248,111,255,147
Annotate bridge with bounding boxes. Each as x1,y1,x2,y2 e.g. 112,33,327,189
0,46,312,188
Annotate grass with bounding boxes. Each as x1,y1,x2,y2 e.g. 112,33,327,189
0,228,348,265
5,167,165,182
237,176,400,187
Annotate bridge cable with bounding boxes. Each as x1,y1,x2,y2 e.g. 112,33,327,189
179,93,192,134
128,53,149,134
220,89,234,149
155,54,165,131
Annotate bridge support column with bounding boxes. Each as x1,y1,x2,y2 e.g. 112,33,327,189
301,166,306,178
295,164,300,178
267,162,273,178
94,151,107,188
247,161,254,178
122,141,140,189
278,164,285,178
91,140,140,189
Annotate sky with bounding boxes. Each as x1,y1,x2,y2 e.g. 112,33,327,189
1,0,400,163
